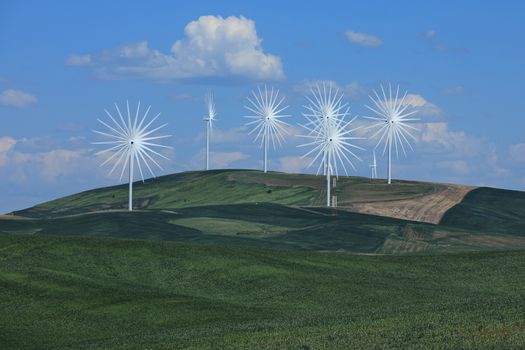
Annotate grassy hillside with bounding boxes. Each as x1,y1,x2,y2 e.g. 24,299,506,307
13,169,440,218
4,202,525,254
441,187,525,235
1,233,524,349
5,170,525,255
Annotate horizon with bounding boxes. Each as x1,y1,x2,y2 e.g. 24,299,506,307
1,1,524,213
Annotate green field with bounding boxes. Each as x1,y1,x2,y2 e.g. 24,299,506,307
1,170,525,348
1,233,524,349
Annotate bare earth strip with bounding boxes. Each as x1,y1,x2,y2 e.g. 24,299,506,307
343,184,476,224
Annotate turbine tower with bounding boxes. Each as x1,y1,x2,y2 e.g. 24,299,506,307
93,100,172,211
365,84,419,184
244,85,290,173
370,150,377,179
203,92,216,170
298,89,365,207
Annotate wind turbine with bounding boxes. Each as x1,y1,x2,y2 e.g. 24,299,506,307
369,150,377,179
244,85,290,173
203,92,216,170
298,94,365,207
302,82,349,175
365,84,419,184
93,100,172,211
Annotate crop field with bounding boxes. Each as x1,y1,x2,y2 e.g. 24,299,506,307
1,170,525,349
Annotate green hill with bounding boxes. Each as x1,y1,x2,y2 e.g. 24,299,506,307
1,233,524,349
2,170,525,348
13,169,440,218
441,187,525,236
5,169,525,255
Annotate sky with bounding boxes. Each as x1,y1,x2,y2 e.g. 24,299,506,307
0,0,524,213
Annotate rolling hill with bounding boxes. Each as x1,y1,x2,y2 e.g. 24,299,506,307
2,169,525,348
3,169,525,255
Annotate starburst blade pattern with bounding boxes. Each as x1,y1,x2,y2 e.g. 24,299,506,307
93,100,172,211
204,92,217,171
366,84,419,184
298,83,365,207
243,85,290,173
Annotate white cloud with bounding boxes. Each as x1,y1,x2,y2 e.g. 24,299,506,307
437,160,469,175
0,89,37,107
211,127,250,144
294,79,367,100
402,94,441,116
422,29,467,54
345,81,367,99
278,156,312,173
418,122,483,156
509,143,525,163
294,79,339,95
345,30,382,47
211,151,248,168
0,137,16,166
65,54,92,66
425,30,437,39
67,15,284,81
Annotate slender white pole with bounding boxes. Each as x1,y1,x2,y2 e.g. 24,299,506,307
326,164,331,207
205,122,210,170
388,137,392,185
128,150,134,211
264,128,268,173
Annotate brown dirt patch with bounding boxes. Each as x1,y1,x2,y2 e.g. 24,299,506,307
344,184,476,224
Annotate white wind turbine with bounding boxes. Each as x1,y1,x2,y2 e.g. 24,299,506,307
365,84,419,184
244,85,290,173
298,94,365,207
369,150,378,179
302,82,349,175
203,92,216,170
93,100,172,211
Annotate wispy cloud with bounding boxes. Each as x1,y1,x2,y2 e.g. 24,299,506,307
0,137,16,166
509,143,525,163
294,79,368,100
66,15,284,82
0,89,37,107
345,30,382,47
422,29,467,54
278,156,312,173
444,86,464,95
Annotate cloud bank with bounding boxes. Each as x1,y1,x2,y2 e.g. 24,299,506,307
345,30,382,47
0,89,37,107
67,15,284,82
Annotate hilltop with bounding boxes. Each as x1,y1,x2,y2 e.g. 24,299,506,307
3,169,525,255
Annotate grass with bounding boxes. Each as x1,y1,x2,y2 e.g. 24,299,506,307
13,170,441,218
2,171,525,348
1,233,524,349
441,187,525,235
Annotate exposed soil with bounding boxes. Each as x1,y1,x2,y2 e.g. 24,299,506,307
343,184,475,224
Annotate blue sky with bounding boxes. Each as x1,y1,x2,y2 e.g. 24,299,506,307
0,0,524,213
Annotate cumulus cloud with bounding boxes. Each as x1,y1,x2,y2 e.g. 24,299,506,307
0,89,37,107
67,15,284,81
211,151,248,168
402,94,441,116
418,122,484,156
345,30,382,47
278,156,312,173
0,137,16,166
